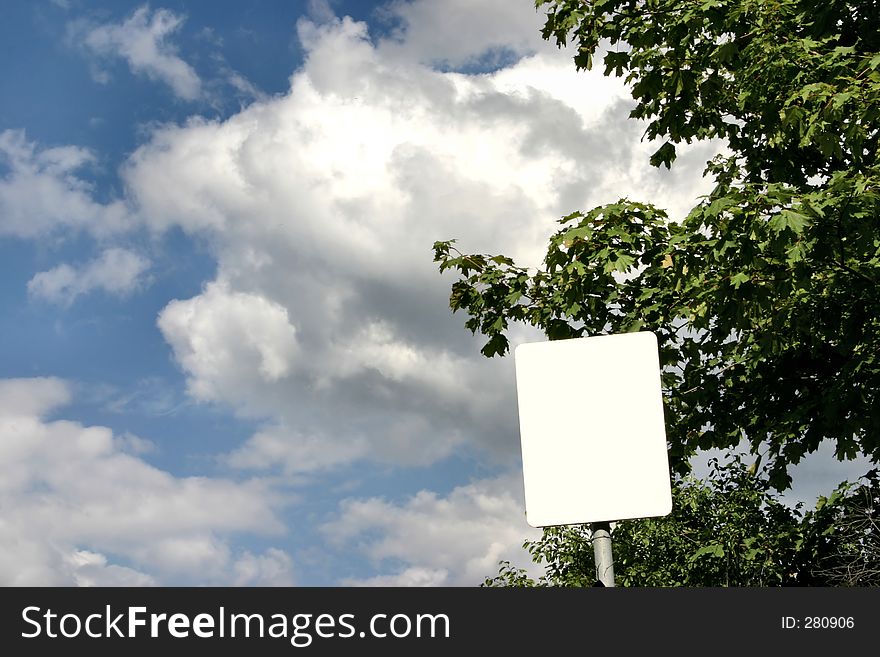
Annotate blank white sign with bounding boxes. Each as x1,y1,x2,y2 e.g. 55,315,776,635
514,331,672,527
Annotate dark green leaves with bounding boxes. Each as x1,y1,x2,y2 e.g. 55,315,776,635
649,141,677,169
484,459,880,587
437,0,880,487
458,4,880,588
768,209,811,235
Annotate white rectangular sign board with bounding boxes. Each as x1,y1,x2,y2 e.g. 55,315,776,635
514,331,672,527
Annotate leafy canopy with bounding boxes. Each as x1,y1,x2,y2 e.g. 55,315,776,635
484,459,880,587
433,0,880,488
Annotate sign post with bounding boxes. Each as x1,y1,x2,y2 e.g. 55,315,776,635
513,331,673,586
591,521,615,586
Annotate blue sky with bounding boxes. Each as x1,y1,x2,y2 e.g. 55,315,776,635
0,0,872,586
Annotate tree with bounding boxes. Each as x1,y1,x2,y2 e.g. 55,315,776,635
433,0,880,586
810,469,880,585
433,0,880,489
482,459,880,587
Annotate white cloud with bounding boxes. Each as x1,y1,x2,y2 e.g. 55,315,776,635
321,473,542,586
120,13,715,478
0,375,70,418
376,0,547,69
157,280,300,405
0,377,292,585
27,247,150,306
5,1,861,588
114,431,157,455
344,566,449,587
226,424,369,476
306,0,337,25
4,4,726,585
73,5,202,100
64,550,158,587
0,130,130,239
231,548,296,586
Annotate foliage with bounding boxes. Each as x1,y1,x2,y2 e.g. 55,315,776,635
433,0,880,488
811,469,880,585
483,459,880,586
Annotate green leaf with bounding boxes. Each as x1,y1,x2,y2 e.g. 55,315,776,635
689,543,725,561
769,209,811,235
730,272,749,288
714,40,738,64
706,196,737,217
612,254,635,272
626,319,644,332
780,209,810,234
649,141,677,169
480,333,509,358
831,92,852,109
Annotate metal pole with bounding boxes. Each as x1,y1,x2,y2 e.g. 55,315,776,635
591,521,615,587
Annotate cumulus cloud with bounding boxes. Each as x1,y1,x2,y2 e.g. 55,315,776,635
0,130,130,239
0,377,292,585
231,548,296,586
0,375,70,418
64,550,158,587
72,5,202,100
157,280,300,405
321,473,543,586
226,424,370,476
27,247,150,306
4,1,861,588
120,13,715,479
376,0,547,69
